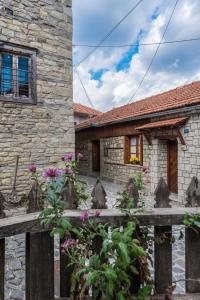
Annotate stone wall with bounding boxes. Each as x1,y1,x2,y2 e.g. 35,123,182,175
0,0,74,195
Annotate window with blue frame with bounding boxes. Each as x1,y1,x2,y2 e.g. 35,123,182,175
0,51,35,102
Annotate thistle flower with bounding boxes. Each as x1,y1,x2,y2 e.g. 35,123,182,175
43,168,62,178
77,152,83,160
62,152,73,162
64,167,73,175
80,211,89,222
95,210,101,217
28,164,37,173
61,239,76,253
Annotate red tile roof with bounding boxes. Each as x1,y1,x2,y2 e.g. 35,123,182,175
73,103,102,116
76,81,200,130
135,117,188,131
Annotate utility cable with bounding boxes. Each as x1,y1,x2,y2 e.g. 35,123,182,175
127,0,180,104
75,0,144,67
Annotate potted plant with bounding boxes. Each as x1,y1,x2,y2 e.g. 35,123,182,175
129,155,140,165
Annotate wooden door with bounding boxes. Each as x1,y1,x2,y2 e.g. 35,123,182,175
92,140,100,172
168,140,178,193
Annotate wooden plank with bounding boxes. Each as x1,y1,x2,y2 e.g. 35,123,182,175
154,225,172,293
154,178,172,294
0,208,200,239
186,228,200,292
55,295,200,300
26,231,54,300
185,177,200,293
60,179,78,297
0,239,5,300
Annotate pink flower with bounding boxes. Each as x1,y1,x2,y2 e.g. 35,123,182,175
64,167,73,175
95,210,101,217
43,168,62,178
62,152,73,162
61,239,76,253
80,211,89,222
28,164,37,173
77,152,83,160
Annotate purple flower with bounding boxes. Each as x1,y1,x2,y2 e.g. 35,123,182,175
43,168,62,178
95,210,101,218
64,167,73,175
28,164,37,173
77,152,83,160
61,239,76,253
62,152,73,162
80,211,89,222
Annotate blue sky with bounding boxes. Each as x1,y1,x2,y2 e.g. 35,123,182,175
73,0,200,111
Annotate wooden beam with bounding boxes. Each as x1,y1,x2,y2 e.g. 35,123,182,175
177,128,186,145
155,135,177,141
76,119,151,141
1,207,200,239
143,131,152,145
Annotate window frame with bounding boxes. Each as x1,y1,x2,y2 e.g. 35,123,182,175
0,42,37,105
124,135,143,165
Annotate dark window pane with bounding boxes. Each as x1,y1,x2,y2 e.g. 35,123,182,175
1,53,13,95
18,56,29,97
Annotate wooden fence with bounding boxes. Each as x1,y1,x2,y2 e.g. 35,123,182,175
0,177,200,300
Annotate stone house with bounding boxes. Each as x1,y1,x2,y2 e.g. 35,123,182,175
73,103,102,125
76,81,200,204
0,0,74,195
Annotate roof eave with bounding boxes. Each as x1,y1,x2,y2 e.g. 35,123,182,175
75,103,200,132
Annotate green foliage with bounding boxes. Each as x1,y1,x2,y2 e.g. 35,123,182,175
183,212,200,233
35,156,153,299
134,175,144,191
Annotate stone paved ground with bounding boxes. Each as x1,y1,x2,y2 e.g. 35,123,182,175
5,176,185,299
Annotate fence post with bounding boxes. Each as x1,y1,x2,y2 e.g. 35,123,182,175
185,177,200,292
154,177,172,294
91,179,107,298
60,179,77,297
0,195,5,300
127,177,139,208
26,183,54,300
91,178,107,209
27,181,43,213
126,178,141,294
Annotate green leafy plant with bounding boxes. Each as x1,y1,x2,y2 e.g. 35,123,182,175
183,212,200,233
29,155,153,299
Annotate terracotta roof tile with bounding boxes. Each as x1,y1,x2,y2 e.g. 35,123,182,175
76,81,200,130
135,117,188,130
73,103,102,116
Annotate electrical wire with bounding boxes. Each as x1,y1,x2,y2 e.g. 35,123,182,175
75,0,144,67
73,37,200,48
127,0,180,104
75,67,95,108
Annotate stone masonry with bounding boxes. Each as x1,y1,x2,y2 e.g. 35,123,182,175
76,112,200,205
0,0,74,195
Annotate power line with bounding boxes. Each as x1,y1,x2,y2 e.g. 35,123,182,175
74,67,95,108
73,37,200,48
75,0,144,67
127,0,180,104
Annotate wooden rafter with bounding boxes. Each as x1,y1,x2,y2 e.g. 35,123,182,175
176,128,186,145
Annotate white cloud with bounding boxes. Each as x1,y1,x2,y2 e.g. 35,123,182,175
73,0,200,112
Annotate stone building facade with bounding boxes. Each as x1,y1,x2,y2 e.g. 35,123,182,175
0,0,74,195
76,82,200,205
